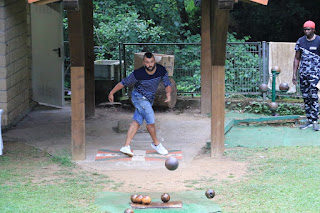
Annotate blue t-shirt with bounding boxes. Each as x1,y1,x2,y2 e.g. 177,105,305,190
121,64,172,103
295,35,320,74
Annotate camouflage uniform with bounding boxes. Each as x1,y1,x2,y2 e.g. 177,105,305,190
295,35,320,122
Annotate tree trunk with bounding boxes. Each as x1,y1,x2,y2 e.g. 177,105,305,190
175,0,190,40
153,78,177,108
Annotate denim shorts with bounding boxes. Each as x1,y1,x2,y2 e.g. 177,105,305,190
131,90,155,125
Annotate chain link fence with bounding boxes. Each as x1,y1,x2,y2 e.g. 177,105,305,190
64,42,301,98
225,42,266,94
120,42,269,96
120,43,201,95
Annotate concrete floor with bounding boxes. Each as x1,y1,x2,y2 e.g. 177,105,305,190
3,104,211,171
4,103,313,171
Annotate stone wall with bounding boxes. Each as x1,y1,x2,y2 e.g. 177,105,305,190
0,0,31,128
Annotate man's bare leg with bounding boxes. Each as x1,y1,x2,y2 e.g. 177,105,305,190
147,123,168,155
146,123,159,145
124,120,140,146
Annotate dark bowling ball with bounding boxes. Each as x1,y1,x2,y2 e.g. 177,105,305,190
142,195,152,205
205,189,215,199
279,82,289,92
135,194,144,204
268,102,278,111
130,194,138,203
161,193,170,203
124,208,134,213
165,157,179,171
271,66,281,74
259,83,269,93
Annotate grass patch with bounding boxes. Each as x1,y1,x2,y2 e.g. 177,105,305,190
2,141,320,212
224,147,267,162
0,141,113,213
50,149,74,167
186,147,320,212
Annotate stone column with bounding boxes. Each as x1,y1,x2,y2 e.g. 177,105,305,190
0,0,30,127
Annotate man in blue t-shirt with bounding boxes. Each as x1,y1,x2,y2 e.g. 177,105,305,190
108,52,172,156
292,20,320,131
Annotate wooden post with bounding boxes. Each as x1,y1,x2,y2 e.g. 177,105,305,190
63,0,79,10
210,0,231,157
67,0,86,160
82,0,95,117
71,67,85,160
200,0,212,115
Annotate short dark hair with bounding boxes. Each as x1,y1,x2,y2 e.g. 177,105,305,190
143,52,154,59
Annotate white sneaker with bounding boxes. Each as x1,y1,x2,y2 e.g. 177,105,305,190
120,146,134,157
151,143,168,155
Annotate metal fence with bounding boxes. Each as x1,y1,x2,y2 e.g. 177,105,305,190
64,41,300,98
119,42,270,96
225,42,267,94
120,43,201,95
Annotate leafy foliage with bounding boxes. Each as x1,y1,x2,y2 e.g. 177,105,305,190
91,0,202,60
230,0,320,42
65,0,311,95
276,103,305,115
226,101,305,115
93,1,167,59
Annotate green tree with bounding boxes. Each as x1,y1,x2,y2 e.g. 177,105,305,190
93,1,167,59
230,0,320,42
92,0,202,59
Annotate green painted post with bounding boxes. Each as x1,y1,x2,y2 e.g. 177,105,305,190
272,70,276,102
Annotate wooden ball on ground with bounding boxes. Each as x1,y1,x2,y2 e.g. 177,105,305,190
165,157,179,171
205,189,216,199
124,208,134,213
268,102,278,111
279,82,289,92
142,195,152,205
259,83,269,93
161,193,170,203
135,194,144,204
130,194,138,203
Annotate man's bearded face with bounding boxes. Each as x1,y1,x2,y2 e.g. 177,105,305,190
143,57,156,72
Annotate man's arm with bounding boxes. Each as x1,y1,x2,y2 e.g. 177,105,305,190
292,51,301,85
108,82,124,102
161,71,172,103
165,85,172,103
109,72,137,102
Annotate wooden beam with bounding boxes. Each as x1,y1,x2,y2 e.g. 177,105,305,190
71,67,85,160
68,0,94,117
218,0,235,9
28,0,41,3
63,0,79,10
67,3,86,160
67,8,84,66
82,0,95,117
240,0,268,5
200,0,212,115
210,0,230,157
31,0,61,5
233,115,301,125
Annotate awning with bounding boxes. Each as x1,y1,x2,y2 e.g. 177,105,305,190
28,0,79,10
28,0,61,5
